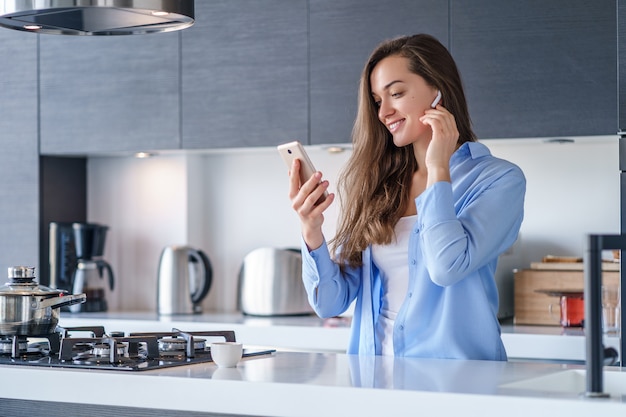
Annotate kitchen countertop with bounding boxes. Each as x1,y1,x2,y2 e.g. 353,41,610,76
1,312,623,416
57,312,620,362
1,351,625,416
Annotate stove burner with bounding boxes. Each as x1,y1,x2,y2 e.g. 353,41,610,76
72,342,95,354
0,334,60,358
158,337,206,353
0,328,248,371
92,342,128,357
0,338,28,354
73,356,134,366
130,329,235,359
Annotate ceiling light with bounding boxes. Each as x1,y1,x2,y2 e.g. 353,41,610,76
135,152,156,158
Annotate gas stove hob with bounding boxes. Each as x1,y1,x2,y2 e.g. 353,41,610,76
0,326,274,371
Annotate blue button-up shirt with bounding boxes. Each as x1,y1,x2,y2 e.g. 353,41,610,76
302,142,526,360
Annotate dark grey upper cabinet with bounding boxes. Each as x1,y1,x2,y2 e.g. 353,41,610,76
182,1,308,149
309,0,449,145
617,0,626,131
39,33,181,155
451,0,617,139
0,30,39,273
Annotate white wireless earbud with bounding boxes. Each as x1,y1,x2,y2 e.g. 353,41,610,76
430,90,442,108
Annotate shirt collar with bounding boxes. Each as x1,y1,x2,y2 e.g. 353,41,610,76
452,141,490,162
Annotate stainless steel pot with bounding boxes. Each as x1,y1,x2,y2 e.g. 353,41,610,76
0,266,86,335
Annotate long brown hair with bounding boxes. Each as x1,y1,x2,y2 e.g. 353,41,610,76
331,34,476,269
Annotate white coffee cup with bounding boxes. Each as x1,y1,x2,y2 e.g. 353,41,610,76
210,342,243,367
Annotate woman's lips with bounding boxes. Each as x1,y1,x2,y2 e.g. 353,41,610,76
388,118,405,132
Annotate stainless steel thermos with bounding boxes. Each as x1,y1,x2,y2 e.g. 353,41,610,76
157,245,212,315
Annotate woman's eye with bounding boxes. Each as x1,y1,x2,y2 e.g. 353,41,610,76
391,91,402,98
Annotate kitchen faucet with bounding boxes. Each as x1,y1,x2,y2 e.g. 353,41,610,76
584,234,623,397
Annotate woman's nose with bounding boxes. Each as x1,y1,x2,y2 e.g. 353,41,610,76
378,100,393,120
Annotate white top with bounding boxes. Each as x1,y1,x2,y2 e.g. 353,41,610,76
371,215,417,355
2,352,625,417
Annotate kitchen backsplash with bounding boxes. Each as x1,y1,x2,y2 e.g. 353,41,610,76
87,136,619,313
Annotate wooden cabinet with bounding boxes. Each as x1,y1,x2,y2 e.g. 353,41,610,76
450,0,617,139
181,0,308,149
39,33,181,155
309,0,448,145
0,30,39,273
514,267,620,326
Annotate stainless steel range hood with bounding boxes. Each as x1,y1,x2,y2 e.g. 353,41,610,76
0,1,194,35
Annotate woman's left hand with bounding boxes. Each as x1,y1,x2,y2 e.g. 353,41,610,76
419,104,459,185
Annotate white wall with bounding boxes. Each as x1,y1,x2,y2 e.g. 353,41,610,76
486,137,619,261
87,136,620,313
88,155,190,311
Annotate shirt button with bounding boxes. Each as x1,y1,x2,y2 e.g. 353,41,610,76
411,259,416,265
399,325,404,331
408,292,413,298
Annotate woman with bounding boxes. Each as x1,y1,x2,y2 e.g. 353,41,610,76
287,34,525,360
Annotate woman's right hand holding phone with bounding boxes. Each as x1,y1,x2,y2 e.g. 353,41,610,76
288,159,334,251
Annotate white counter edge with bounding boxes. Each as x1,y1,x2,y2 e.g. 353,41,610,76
1,365,625,417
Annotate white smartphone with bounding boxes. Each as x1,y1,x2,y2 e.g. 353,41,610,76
277,141,328,204
431,90,442,108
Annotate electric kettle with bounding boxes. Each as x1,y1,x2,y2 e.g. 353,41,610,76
157,245,213,315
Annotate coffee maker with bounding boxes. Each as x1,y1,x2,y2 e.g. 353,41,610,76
49,222,114,312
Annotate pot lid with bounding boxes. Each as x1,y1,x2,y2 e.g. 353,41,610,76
0,0,194,36
0,266,62,296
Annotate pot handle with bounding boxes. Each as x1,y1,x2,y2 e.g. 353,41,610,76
96,259,115,291
35,293,87,310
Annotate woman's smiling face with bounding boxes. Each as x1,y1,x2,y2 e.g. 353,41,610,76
370,55,439,147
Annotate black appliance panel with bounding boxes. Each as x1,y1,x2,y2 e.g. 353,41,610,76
49,222,77,293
